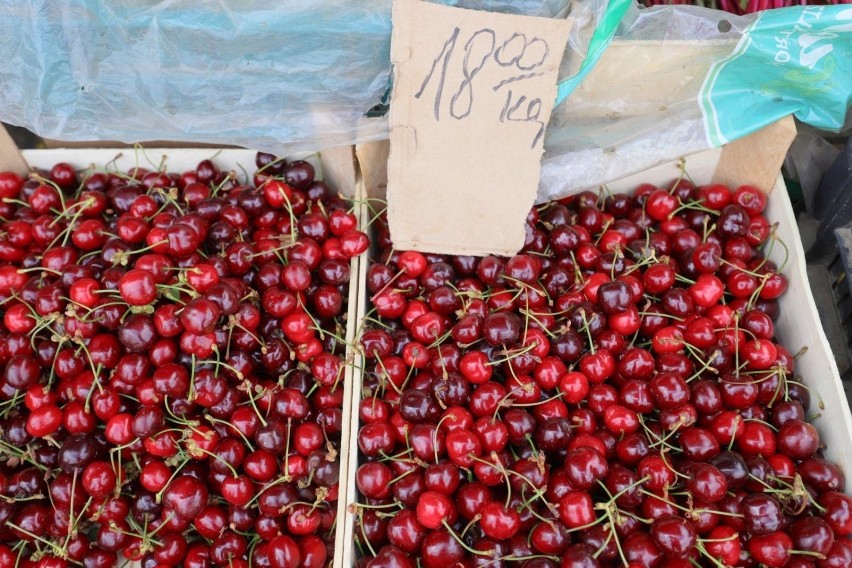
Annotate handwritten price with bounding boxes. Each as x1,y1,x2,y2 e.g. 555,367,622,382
415,28,551,148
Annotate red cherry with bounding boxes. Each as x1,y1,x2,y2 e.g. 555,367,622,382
651,516,697,559
416,491,457,529
646,190,679,221
118,269,157,306
747,531,792,568
479,501,521,540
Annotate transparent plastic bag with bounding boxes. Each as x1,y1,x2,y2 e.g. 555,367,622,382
0,1,396,152
3,0,846,192
540,4,852,201
0,0,590,154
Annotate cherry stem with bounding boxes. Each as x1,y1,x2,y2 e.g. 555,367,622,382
440,519,493,557
486,340,539,367
204,414,256,452
578,308,596,355
695,541,734,568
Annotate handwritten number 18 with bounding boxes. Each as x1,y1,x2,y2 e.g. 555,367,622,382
414,26,549,148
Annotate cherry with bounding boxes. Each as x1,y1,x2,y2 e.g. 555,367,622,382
820,539,852,568
482,312,521,346
646,190,679,221
369,511,413,553
651,516,697,558
777,419,820,459
420,529,464,568
81,461,117,498
684,462,727,504
528,521,568,556
747,531,792,567
356,462,393,500
267,534,301,568
799,458,844,493
27,404,63,437
558,491,595,528
163,475,209,519
57,433,97,473
702,525,740,565
416,491,457,529
738,421,777,457
820,492,852,536
790,516,835,557
479,501,521,540
118,269,157,305
742,493,783,536
180,297,221,334
597,279,632,314
623,531,664,567
220,475,254,506
650,372,690,410
561,543,600,568
579,349,615,383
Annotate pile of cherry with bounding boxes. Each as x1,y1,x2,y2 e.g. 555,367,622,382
0,154,367,568
354,181,852,568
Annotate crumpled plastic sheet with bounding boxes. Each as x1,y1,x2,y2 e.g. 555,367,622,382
6,1,845,204
540,5,755,200
0,0,594,155
0,1,396,151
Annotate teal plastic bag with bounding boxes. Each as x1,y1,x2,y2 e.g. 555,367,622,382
541,4,852,200
700,6,852,146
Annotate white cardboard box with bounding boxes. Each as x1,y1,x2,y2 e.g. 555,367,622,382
343,144,852,565
16,148,363,568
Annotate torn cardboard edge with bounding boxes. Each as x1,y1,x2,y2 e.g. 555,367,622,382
0,124,29,176
712,115,797,194
386,0,573,257
355,140,389,200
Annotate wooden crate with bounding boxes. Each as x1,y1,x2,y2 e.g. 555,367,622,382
604,148,852,472
10,148,364,568
342,142,852,564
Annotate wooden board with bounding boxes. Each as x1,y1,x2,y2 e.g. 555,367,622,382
339,178,372,568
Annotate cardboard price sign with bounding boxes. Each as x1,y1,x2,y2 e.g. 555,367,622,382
387,0,572,256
